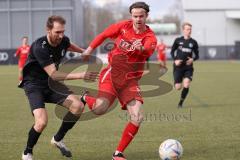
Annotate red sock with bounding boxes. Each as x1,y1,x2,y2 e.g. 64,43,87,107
85,95,96,110
116,122,139,153
19,76,23,81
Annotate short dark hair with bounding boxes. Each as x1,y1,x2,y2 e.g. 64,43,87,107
129,2,150,13
46,15,66,29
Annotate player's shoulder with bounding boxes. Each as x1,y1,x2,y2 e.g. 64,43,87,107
62,35,70,44
145,26,157,41
33,36,48,49
190,37,198,44
114,19,132,28
176,36,184,41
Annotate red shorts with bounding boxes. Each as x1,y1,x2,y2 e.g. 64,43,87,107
18,58,27,68
158,53,166,61
98,67,143,110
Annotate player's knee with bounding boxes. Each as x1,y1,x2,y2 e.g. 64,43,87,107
70,101,84,115
130,112,144,125
92,99,109,115
92,103,108,115
35,119,48,132
175,85,182,90
183,81,190,88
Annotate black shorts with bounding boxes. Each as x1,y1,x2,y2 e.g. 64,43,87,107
23,82,73,112
173,67,194,84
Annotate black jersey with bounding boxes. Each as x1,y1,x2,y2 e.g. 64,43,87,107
170,36,199,67
21,36,70,87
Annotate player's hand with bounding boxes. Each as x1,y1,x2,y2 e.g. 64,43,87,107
79,71,99,81
82,51,91,61
82,47,93,61
174,59,183,66
132,40,143,51
186,57,193,65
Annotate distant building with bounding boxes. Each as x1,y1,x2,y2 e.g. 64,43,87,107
0,0,84,49
182,0,240,59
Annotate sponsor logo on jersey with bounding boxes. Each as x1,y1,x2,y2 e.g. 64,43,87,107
42,41,46,48
189,43,193,48
61,49,66,57
119,39,142,52
181,47,192,53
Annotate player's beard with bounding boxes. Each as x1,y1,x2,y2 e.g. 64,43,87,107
49,35,62,46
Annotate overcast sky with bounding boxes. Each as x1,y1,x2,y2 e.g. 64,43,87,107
93,0,176,19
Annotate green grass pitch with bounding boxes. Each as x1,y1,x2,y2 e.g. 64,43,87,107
0,60,239,160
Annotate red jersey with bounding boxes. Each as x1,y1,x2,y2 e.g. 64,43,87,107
156,43,166,55
16,45,30,60
90,20,157,85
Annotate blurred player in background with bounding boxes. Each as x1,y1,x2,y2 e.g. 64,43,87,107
82,2,157,160
156,39,167,71
15,36,30,82
170,22,199,108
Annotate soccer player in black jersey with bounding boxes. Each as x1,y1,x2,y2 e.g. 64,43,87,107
20,16,98,160
170,22,199,108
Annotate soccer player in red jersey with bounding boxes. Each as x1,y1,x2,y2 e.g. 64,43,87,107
15,36,30,81
156,39,167,70
82,2,157,160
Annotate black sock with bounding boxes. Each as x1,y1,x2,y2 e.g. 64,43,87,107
24,127,41,155
54,112,80,141
180,87,189,102
80,96,86,106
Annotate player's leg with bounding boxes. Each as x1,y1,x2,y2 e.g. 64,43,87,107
113,100,143,160
178,78,191,107
173,67,183,90
159,60,168,74
178,68,193,107
22,86,47,160
112,82,143,160
19,67,23,80
84,67,116,115
162,57,167,68
47,87,85,157
53,94,84,140
18,59,25,81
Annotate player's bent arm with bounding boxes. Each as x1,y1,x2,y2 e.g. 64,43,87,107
193,41,199,61
67,43,85,53
15,48,20,57
140,36,157,56
170,39,178,60
44,64,98,81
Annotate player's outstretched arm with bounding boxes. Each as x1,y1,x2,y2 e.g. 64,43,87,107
44,63,98,81
82,21,125,61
